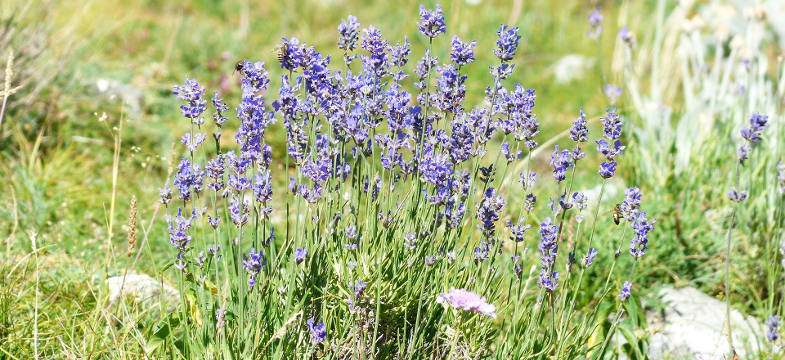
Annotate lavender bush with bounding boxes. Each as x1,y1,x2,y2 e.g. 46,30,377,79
156,4,656,358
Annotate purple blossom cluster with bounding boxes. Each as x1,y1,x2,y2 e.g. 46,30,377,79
629,210,655,258
596,108,625,179
307,317,327,344
766,315,780,342
494,24,521,61
159,4,658,347
730,113,769,202
450,35,476,66
587,8,603,39
538,218,560,291
417,4,446,39
172,77,206,121
618,281,631,301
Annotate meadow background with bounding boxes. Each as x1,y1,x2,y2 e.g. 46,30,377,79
1,0,784,358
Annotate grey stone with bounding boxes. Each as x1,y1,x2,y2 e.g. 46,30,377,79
551,54,595,84
105,273,179,312
646,286,765,359
95,78,144,115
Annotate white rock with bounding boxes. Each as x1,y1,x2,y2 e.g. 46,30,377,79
105,273,179,311
584,181,622,208
647,286,765,359
94,78,144,115
551,55,595,84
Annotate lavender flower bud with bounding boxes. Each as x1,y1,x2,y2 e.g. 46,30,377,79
582,248,598,268
450,35,476,66
294,247,308,264
604,84,622,105
599,161,617,179
629,211,655,258
173,77,206,122
727,188,748,203
740,113,768,144
619,281,632,301
766,315,780,342
337,15,360,52
307,317,326,344
243,247,265,291
570,108,588,143
494,24,521,61
587,8,603,39
417,4,446,39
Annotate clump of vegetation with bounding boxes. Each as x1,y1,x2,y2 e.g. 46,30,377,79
2,1,784,359
152,4,660,358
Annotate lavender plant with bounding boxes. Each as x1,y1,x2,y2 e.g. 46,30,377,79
156,4,655,358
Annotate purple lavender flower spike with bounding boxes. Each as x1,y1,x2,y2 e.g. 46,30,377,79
600,108,623,140
549,145,574,182
352,279,367,297
294,247,308,264
476,188,506,238
604,84,622,105
629,211,655,258
166,207,194,253
727,188,748,203
538,218,560,292
433,64,467,114
417,4,446,39
277,38,303,71
570,108,588,143
390,36,412,68
243,247,265,291
173,77,206,122
337,15,360,52
159,183,172,205
494,24,521,61
181,132,206,153
618,26,633,44
572,192,588,210
766,315,780,342
740,113,768,144
212,91,229,127
599,161,617,179
173,157,205,201
737,144,750,164
587,8,603,39
450,35,476,66
307,317,327,344
583,248,598,268
619,281,632,301
620,187,642,221
506,216,531,243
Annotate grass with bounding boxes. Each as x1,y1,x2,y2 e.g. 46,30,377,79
1,0,636,273
0,0,782,358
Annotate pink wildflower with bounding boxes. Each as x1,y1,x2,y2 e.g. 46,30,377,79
436,288,496,319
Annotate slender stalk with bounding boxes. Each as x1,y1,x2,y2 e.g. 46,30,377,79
724,160,741,355
585,180,608,251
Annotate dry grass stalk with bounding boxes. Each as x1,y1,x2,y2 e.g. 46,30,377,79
0,48,21,130
126,196,137,257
